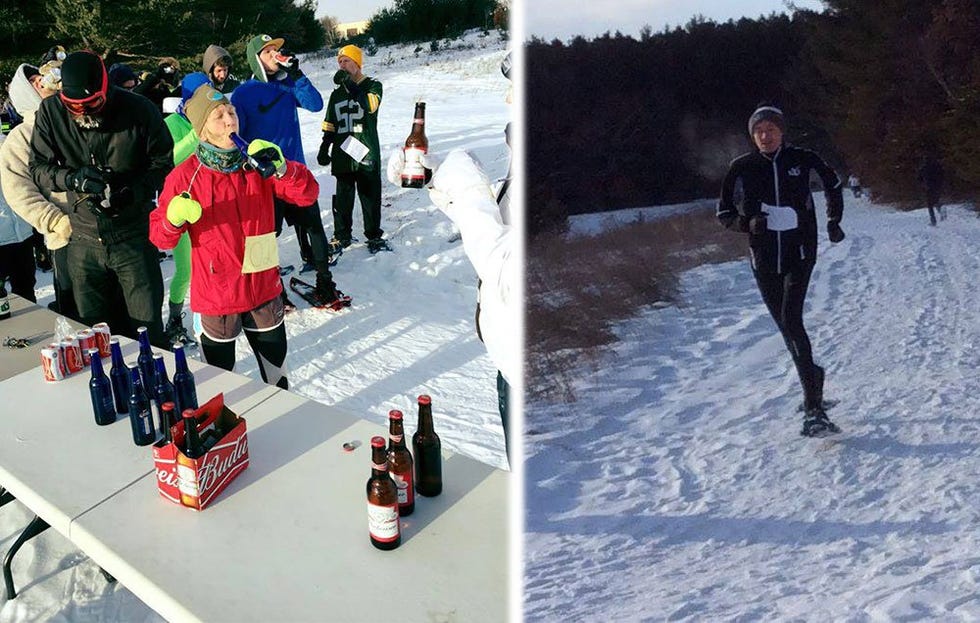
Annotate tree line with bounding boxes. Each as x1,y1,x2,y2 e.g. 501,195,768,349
526,0,980,237
0,0,324,89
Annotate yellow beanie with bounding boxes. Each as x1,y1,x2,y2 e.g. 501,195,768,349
337,45,363,68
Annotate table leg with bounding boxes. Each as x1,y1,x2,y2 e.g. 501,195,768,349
0,487,14,508
3,514,50,600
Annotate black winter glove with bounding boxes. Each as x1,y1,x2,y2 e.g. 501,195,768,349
316,139,332,166
101,186,134,216
279,50,302,80
333,70,347,85
828,221,846,243
67,166,108,195
748,214,768,235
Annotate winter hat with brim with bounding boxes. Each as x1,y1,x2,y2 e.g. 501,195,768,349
246,34,285,83
337,45,363,68
184,84,229,138
748,105,785,135
61,51,107,100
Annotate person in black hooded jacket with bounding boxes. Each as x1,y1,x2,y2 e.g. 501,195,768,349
717,103,845,437
30,50,174,347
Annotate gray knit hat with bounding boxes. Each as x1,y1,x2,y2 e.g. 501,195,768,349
747,105,785,135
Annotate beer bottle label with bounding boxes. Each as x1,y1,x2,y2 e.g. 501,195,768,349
139,409,154,436
391,469,414,505
402,147,427,181
177,464,200,498
367,502,400,542
0,298,9,315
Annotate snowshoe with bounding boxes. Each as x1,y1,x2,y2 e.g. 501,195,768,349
800,408,841,438
165,313,197,348
299,262,316,274
367,238,393,254
795,398,840,413
289,276,352,311
328,237,353,255
278,264,295,276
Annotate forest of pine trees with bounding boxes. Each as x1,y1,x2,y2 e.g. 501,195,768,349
526,1,980,237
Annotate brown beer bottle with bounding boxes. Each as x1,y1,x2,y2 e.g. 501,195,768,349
412,395,442,497
367,436,401,550
386,410,415,516
401,102,428,188
177,409,203,508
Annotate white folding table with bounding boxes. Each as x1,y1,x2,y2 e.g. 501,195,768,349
70,388,510,622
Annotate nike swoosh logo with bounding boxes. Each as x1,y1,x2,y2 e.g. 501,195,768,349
257,92,286,114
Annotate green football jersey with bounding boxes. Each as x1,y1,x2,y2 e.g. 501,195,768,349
323,76,383,173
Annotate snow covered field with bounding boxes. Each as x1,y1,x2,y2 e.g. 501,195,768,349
1,31,510,622
525,196,980,620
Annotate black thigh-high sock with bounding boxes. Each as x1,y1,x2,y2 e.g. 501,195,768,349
244,324,288,389
200,333,237,372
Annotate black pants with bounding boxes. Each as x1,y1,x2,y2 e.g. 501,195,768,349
275,199,335,281
926,192,943,225
333,169,383,242
754,264,822,408
51,245,79,320
498,370,510,465
67,237,166,348
0,238,37,302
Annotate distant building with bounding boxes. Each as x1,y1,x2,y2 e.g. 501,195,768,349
336,20,369,39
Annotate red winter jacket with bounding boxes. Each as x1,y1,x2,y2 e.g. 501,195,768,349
150,156,318,315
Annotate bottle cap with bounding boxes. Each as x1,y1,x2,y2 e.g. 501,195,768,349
388,409,403,420
370,436,386,448
418,395,431,405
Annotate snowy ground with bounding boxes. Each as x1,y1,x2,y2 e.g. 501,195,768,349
525,197,980,620
1,31,510,622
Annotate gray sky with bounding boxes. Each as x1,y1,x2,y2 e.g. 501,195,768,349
316,0,390,25
524,0,825,41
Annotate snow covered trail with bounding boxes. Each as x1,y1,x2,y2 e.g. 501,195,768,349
525,198,980,621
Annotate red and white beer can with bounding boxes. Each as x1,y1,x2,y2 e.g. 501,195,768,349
77,329,98,365
92,323,112,358
61,338,84,375
41,344,67,382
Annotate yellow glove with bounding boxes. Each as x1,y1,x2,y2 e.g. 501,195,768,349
167,192,202,227
247,139,286,177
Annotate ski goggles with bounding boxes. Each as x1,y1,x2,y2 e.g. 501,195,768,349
60,90,107,116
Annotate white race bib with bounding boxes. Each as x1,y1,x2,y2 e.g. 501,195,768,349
762,204,798,231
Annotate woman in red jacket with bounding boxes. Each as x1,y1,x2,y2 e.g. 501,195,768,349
150,84,323,389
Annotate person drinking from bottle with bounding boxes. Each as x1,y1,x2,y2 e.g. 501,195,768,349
149,85,319,388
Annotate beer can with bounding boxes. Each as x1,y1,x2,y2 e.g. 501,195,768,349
41,344,67,382
92,323,112,358
61,338,84,375
77,329,98,365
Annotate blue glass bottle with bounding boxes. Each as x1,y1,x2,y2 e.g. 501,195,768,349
153,353,177,438
172,343,198,418
136,326,155,397
108,338,130,414
88,349,116,426
128,365,156,446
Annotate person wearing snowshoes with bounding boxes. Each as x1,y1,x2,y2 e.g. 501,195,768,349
718,103,845,437
317,45,390,255
150,85,319,389
232,34,344,310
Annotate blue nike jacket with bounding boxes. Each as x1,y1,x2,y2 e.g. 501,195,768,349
231,75,323,164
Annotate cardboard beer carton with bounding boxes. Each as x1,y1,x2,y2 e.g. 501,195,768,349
153,393,249,510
